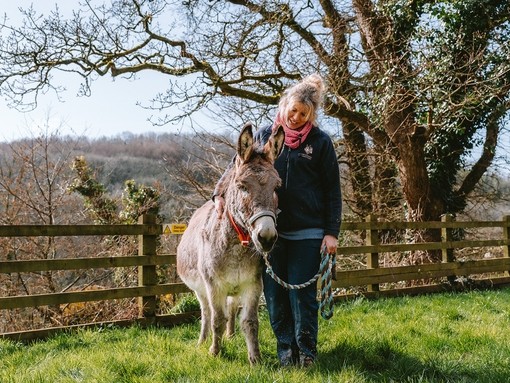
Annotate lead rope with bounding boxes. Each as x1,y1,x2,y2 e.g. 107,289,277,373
262,247,336,320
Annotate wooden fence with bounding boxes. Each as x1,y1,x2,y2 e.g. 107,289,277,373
334,214,510,297
1,214,509,341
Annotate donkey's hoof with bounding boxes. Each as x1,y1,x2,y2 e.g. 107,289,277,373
249,352,261,365
209,344,220,356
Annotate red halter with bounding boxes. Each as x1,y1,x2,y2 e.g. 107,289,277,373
227,211,251,247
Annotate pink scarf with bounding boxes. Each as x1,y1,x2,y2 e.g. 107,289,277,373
272,112,314,149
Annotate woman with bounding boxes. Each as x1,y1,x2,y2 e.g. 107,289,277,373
213,74,342,367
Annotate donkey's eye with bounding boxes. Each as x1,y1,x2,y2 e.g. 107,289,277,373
238,184,248,193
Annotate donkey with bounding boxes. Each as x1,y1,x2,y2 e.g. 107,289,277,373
176,122,284,365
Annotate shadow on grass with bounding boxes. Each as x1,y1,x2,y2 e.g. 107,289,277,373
316,338,507,383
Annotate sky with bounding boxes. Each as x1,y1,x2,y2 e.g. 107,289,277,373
0,71,193,142
0,1,205,142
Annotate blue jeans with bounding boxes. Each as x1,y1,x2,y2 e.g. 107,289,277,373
263,237,322,363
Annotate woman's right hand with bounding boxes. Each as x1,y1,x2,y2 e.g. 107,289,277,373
214,196,225,219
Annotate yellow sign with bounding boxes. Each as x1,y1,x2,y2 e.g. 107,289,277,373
163,223,187,235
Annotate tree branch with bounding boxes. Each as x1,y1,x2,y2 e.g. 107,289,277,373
457,103,507,199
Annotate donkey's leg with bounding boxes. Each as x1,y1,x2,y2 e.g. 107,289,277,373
195,291,210,345
240,285,262,365
226,296,240,338
208,290,228,356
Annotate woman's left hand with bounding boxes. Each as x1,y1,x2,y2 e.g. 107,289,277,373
322,234,338,255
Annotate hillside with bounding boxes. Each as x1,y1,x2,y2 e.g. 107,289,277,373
71,132,235,221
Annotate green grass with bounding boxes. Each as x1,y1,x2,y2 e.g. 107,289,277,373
2,288,510,382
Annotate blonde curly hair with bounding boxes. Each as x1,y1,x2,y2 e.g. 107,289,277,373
278,74,326,126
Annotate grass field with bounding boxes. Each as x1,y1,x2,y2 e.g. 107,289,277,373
1,288,510,382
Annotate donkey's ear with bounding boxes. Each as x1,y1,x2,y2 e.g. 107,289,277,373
264,125,285,163
238,122,254,162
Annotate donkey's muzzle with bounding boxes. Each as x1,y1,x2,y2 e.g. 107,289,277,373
257,231,278,252
251,213,278,252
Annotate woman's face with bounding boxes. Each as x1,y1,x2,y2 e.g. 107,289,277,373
284,101,310,130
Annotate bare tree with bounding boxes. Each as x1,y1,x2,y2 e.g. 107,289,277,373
0,123,166,331
0,125,92,330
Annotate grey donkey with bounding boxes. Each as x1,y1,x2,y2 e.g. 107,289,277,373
177,122,284,365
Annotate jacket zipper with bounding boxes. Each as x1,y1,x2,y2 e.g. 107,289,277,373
284,146,291,188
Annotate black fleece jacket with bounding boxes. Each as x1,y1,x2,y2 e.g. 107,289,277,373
255,125,342,238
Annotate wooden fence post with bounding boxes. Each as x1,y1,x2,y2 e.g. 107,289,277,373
504,215,510,278
366,214,380,292
138,214,158,319
441,214,455,284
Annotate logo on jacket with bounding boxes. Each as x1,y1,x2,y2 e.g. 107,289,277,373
304,145,313,155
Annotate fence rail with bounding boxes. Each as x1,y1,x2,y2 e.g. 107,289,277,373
1,214,510,341
333,214,510,295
